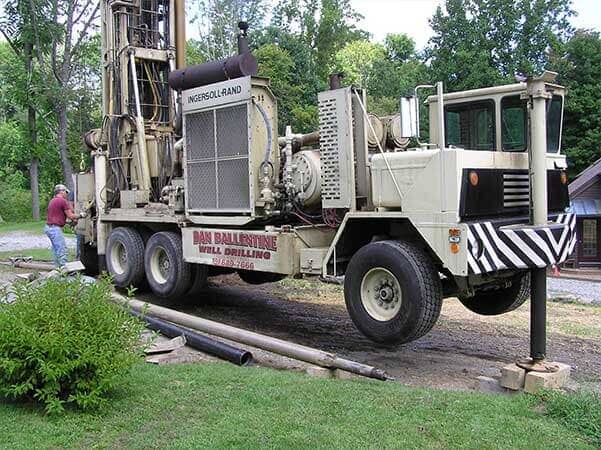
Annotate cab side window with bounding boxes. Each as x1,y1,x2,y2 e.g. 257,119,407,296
445,101,495,151
501,95,527,151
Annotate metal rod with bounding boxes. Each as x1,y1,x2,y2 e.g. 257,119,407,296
113,294,390,380
526,74,553,362
352,89,403,204
530,267,546,361
436,81,446,212
129,52,152,193
174,0,186,69
132,310,252,366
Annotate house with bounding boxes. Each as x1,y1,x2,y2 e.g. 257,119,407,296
568,158,601,267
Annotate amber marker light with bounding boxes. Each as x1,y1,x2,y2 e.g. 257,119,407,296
560,172,568,185
450,243,460,254
469,171,479,186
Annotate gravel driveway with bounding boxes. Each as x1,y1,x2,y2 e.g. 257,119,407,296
0,230,76,252
548,277,601,304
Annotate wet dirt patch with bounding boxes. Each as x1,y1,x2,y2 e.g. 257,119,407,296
138,274,601,391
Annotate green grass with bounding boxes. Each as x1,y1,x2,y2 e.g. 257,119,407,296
0,248,76,262
537,390,601,446
0,220,45,234
0,362,597,449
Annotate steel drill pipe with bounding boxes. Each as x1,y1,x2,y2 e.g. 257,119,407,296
113,294,390,381
8,261,55,271
132,310,252,366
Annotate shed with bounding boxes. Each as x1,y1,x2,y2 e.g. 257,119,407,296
569,158,601,267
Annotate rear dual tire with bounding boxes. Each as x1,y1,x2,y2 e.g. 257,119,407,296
106,227,146,288
144,231,193,299
459,272,530,315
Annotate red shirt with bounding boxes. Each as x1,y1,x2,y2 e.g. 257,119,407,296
46,197,71,227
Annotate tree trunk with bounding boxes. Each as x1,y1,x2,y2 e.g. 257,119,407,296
30,155,40,220
24,41,40,221
56,102,74,191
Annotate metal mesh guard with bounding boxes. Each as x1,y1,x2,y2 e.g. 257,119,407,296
185,103,250,212
319,96,342,202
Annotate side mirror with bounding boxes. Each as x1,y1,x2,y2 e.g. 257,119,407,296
399,96,418,138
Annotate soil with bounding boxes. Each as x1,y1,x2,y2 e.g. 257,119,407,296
138,274,601,391
1,247,599,391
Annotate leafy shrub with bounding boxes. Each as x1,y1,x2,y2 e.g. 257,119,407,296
0,276,145,414
0,171,50,223
537,389,601,445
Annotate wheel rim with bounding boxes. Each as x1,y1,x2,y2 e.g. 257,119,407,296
109,241,127,275
360,267,402,321
150,246,171,285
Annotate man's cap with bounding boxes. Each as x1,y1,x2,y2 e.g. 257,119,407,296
54,184,70,194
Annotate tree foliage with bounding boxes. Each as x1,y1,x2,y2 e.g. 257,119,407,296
426,0,574,91
187,0,268,60
551,30,601,176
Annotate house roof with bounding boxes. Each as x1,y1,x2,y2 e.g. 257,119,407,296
569,157,601,197
572,198,601,217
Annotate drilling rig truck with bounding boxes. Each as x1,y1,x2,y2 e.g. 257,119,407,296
76,0,576,345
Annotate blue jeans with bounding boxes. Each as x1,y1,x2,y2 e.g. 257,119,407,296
44,224,68,267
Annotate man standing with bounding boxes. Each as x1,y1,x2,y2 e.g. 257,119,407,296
45,184,81,267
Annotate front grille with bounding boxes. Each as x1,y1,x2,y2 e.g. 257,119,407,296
503,172,529,208
460,168,568,220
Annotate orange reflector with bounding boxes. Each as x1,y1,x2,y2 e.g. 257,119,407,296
469,171,479,186
450,243,459,254
560,172,568,185
449,228,461,237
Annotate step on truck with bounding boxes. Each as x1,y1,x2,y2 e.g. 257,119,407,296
76,0,576,345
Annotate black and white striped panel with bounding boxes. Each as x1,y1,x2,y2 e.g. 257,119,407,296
467,214,576,275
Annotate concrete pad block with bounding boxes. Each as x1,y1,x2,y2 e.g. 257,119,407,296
500,364,526,390
63,261,85,273
524,363,571,393
305,366,333,378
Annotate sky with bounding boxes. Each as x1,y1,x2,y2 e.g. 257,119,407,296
350,0,601,49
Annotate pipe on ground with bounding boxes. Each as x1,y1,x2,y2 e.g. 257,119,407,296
7,261,55,271
113,294,390,380
132,310,252,366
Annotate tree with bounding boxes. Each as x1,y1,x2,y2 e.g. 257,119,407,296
551,30,601,177
367,34,427,100
333,40,386,86
187,0,268,61
24,0,99,192
426,0,574,92
0,0,54,219
271,0,367,79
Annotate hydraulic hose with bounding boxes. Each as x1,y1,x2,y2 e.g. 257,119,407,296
254,101,272,166
131,310,252,366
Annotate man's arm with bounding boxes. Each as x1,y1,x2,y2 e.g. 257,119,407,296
63,199,80,221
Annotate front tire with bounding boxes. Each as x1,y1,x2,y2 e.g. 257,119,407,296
106,227,145,288
459,273,530,316
344,241,443,344
145,231,192,299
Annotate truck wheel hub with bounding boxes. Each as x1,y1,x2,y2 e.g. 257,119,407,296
361,268,402,321
150,247,171,284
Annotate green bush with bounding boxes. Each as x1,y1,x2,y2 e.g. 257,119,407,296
0,276,145,414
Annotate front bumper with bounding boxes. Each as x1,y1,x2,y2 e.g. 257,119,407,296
466,213,576,275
